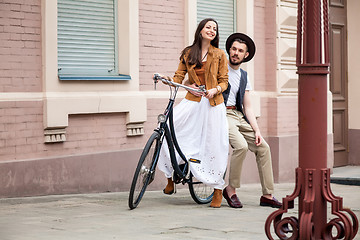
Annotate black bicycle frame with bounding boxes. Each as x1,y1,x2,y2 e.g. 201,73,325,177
158,98,188,179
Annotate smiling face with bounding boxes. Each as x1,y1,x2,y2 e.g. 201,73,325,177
200,21,217,42
229,40,249,66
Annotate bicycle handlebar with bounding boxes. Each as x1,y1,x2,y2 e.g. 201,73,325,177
153,73,207,93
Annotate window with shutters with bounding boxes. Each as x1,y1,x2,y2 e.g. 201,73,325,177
197,0,236,52
57,0,130,80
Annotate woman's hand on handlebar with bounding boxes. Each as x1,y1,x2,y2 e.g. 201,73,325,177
154,73,173,84
158,74,172,85
184,81,205,97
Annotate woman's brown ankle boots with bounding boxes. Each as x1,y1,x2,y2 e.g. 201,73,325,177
163,178,175,195
210,189,222,208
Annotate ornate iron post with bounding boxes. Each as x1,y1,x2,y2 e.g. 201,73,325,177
265,0,359,239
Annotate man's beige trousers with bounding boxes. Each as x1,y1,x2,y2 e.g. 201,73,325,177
227,108,274,195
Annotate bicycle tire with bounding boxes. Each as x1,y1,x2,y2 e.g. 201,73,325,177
188,173,214,204
128,132,161,209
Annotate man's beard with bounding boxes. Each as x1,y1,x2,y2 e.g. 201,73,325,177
229,56,242,66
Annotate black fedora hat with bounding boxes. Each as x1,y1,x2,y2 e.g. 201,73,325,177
225,33,256,62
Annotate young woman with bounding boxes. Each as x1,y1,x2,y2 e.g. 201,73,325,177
157,18,229,208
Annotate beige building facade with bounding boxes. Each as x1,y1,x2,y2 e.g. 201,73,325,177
0,0,359,197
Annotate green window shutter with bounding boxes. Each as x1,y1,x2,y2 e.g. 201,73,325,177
57,0,118,76
197,0,236,52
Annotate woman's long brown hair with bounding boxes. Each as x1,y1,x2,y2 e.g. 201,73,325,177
180,18,219,67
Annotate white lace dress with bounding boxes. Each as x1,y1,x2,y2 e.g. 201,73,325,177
157,97,229,189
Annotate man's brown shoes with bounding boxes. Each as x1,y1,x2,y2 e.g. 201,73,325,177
223,188,243,208
260,196,282,208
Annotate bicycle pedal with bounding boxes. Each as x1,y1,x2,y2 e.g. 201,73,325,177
181,178,190,185
172,172,182,184
189,158,201,164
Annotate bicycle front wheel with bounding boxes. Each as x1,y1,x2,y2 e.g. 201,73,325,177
188,173,213,204
128,131,161,209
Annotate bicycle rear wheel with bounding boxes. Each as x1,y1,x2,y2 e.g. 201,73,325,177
128,132,161,209
188,173,213,204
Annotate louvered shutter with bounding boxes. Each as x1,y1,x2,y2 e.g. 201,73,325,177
197,0,236,52
57,0,117,77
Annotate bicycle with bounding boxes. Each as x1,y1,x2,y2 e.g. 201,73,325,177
128,73,214,209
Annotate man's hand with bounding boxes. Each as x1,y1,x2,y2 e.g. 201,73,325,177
254,131,263,146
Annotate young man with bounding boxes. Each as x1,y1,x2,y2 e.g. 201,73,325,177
222,33,282,208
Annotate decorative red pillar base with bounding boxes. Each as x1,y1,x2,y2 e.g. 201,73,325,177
265,168,358,239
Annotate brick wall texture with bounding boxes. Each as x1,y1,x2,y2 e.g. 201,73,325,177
139,0,185,91
0,101,43,160
0,0,42,92
0,0,43,162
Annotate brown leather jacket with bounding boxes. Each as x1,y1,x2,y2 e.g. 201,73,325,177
173,45,229,106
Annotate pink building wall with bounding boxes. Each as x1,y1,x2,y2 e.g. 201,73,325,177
0,0,42,92
1,0,43,163
250,0,299,184
0,0,189,197
139,0,185,91
0,0,309,198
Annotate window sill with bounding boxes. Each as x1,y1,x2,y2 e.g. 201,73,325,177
58,74,131,81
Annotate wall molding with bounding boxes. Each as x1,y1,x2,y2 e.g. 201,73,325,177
44,91,147,137
0,93,43,101
277,0,298,94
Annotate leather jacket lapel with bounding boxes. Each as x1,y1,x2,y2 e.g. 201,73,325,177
187,62,201,86
204,48,214,84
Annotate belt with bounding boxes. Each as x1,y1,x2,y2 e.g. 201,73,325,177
226,106,236,110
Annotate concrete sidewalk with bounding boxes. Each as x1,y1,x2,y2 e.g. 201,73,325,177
0,182,359,240
331,165,360,186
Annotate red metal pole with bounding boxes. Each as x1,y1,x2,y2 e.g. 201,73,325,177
298,3,327,238
298,2,328,236
265,0,358,239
